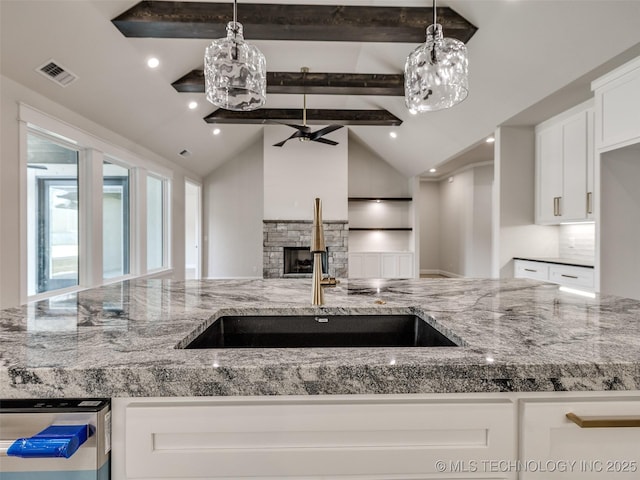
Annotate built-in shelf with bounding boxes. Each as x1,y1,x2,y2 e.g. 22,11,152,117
348,197,412,202
349,227,412,231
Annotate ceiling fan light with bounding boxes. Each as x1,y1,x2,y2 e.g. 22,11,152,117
404,23,468,112
204,20,266,111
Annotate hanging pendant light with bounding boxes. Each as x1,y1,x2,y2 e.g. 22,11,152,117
404,0,469,112
204,0,266,111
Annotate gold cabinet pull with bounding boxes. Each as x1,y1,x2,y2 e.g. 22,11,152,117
587,192,593,214
566,412,640,428
553,197,558,216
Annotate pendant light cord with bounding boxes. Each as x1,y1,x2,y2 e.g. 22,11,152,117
233,0,237,24
433,0,436,26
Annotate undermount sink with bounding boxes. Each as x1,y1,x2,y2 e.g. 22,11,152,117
182,314,460,349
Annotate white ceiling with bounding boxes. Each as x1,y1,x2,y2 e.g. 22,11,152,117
2,0,640,179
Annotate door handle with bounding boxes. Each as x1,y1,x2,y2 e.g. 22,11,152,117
587,192,593,214
567,412,640,428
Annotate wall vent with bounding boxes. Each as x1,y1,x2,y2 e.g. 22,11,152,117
179,149,192,157
36,59,78,87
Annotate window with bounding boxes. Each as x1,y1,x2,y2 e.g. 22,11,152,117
27,133,79,295
147,174,165,271
103,160,130,279
21,105,174,303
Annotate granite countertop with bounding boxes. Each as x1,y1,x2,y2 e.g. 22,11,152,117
513,257,595,268
1,278,639,398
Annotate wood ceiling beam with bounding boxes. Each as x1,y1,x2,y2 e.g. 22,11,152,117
112,2,477,43
204,109,403,126
173,70,405,96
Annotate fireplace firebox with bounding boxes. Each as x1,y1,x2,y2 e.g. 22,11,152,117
284,247,327,276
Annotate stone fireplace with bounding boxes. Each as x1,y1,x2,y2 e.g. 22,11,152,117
263,220,348,278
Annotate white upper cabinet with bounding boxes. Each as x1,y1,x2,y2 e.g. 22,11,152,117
535,100,594,224
592,55,640,151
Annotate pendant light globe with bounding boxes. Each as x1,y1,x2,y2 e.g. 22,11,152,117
204,2,266,111
404,2,469,112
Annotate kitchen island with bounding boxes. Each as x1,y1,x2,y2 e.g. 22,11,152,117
2,278,640,479
1,277,639,398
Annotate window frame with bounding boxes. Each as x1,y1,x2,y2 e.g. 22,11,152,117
19,104,174,304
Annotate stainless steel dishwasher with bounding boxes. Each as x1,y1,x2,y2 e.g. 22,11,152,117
0,398,110,480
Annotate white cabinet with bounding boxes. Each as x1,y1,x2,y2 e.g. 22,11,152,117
514,259,594,290
514,260,549,281
349,252,413,278
548,264,595,290
535,101,594,224
115,396,516,480
592,55,640,151
520,397,640,479
348,252,380,278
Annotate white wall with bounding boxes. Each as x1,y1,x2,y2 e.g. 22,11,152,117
439,169,474,276
493,126,559,278
418,180,440,272
470,165,494,277
600,144,640,300
559,223,595,263
203,138,263,278
348,137,410,197
263,125,348,221
0,75,199,308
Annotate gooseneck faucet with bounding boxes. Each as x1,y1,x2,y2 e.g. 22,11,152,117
311,198,326,305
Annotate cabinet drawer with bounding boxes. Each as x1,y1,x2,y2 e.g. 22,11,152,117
514,260,549,281
549,265,594,289
520,398,640,479
125,398,516,478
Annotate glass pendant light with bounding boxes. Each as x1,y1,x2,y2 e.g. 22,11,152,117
404,0,469,112
204,0,266,111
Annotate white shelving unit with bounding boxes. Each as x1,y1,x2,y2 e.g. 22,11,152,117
348,198,414,278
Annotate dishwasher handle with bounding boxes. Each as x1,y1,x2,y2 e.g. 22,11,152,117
4,424,93,459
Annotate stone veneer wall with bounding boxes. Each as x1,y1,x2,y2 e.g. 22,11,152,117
263,220,348,278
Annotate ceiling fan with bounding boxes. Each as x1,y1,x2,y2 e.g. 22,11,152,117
273,67,344,147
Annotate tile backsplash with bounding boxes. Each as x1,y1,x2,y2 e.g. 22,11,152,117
559,223,595,263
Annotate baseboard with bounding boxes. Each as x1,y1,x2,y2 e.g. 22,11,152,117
420,269,441,275
438,270,464,278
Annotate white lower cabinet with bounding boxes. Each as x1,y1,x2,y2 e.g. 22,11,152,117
520,397,640,479
349,252,414,279
513,260,594,290
113,395,516,479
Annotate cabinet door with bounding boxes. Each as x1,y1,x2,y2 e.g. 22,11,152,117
381,253,399,278
548,264,594,289
595,62,640,150
398,253,414,278
521,398,640,479
514,260,549,281
362,253,381,278
124,398,517,479
536,126,563,224
348,253,364,278
562,112,589,221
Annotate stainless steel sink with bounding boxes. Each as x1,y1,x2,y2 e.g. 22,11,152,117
182,314,460,349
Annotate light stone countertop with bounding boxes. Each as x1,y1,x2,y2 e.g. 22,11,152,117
1,278,639,398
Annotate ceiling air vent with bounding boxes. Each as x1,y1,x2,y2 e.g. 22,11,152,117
36,60,78,87
179,149,192,158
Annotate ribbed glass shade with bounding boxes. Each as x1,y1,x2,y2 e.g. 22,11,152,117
204,21,266,111
404,24,469,112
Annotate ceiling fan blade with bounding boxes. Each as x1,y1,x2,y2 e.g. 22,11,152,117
273,130,305,147
310,124,344,140
312,137,339,146
281,123,311,133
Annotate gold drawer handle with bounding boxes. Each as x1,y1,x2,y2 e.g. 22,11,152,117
566,412,640,428
561,274,579,279
524,268,537,272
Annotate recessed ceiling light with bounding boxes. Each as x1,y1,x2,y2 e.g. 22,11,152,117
486,136,495,143
429,168,436,173
188,101,198,110
147,57,160,69
212,128,221,135
389,131,397,138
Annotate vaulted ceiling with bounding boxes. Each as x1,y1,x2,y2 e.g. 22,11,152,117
2,1,640,179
